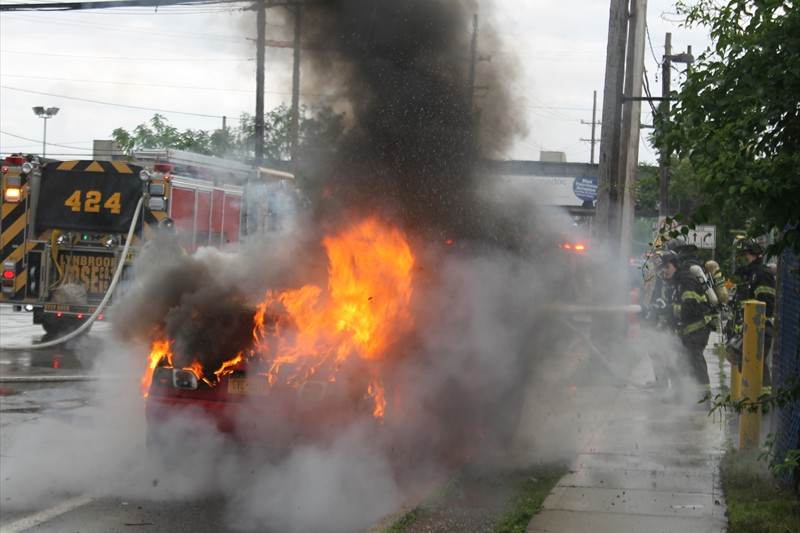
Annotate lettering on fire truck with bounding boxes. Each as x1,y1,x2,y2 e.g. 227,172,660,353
57,253,116,294
64,190,122,214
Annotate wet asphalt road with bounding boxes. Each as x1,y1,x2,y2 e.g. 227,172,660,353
0,309,265,533
0,308,405,533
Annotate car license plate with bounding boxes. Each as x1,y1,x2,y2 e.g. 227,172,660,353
227,377,270,396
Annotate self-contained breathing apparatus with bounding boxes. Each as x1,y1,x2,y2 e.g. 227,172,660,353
643,240,724,333
668,238,723,330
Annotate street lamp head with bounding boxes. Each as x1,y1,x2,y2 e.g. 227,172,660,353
32,106,59,118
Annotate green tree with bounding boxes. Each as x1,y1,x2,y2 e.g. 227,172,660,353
636,158,749,272
111,114,219,155
664,0,800,254
665,0,800,487
112,104,346,169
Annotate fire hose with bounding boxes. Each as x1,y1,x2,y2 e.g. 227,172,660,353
548,303,649,390
1,196,145,351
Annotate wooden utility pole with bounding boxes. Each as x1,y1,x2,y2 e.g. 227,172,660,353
659,32,672,224
255,0,266,165
467,14,478,110
593,0,648,342
290,0,302,172
618,0,647,269
595,0,648,258
594,0,629,249
581,90,600,164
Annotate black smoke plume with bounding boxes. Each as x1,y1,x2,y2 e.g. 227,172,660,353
301,0,523,239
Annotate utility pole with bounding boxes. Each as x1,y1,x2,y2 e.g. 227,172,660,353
658,33,693,226
290,0,301,173
255,0,266,166
594,0,628,249
618,0,647,270
593,0,648,344
467,13,478,111
658,32,671,225
581,90,600,164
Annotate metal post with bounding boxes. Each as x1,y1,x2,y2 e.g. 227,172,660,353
730,363,742,402
32,106,59,158
739,300,766,450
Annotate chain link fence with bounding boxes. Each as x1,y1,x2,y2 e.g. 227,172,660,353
775,245,800,485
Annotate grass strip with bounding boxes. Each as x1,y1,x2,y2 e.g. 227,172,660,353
720,448,800,533
383,478,459,533
384,465,567,533
492,465,568,533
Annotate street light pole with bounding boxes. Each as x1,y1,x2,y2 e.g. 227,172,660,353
33,106,59,158
658,33,693,225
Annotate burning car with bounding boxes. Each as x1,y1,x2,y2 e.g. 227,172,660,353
141,216,415,452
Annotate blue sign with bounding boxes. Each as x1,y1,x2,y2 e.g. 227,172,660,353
573,178,597,202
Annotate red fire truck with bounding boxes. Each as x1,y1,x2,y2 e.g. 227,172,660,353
1,148,294,335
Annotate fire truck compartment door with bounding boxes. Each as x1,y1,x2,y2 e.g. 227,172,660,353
37,161,143,233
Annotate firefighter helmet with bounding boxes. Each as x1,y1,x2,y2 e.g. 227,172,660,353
655,250,679,269
738,238,763,255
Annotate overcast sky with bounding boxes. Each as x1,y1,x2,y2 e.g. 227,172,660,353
0,0,710,165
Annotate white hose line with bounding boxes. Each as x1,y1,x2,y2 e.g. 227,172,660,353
1,197,144,351
559,317,648,390
546,303,643,314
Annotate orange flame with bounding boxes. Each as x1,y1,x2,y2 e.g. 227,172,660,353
143,216,415,418
142,339,173,397
252,217,414,415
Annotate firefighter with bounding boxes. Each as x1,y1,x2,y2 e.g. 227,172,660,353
667,238,721,331
732,239,776,387
654,250,712,398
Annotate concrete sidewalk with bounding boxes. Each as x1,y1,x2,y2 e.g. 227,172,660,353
526,339,729,533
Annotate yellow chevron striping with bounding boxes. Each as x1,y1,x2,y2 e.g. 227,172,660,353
14,269,27,292
110,161,134,174
1,211,27,250
57,161,79,171
4,238,36,263
84,161,105,172
2,196,26,217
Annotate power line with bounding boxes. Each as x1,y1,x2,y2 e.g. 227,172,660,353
0,130,95,152
3,75,254,93
0,50,254,62
0,0,297,12
1,85,237,120
0,0,243,12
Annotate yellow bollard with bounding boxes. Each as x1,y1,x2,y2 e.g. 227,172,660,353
730,363,741,402
739,300,766,450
